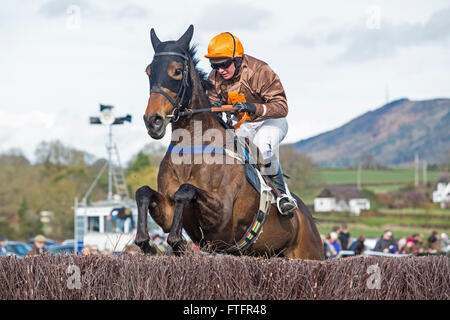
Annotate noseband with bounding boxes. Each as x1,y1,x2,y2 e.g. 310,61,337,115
150,51,191,122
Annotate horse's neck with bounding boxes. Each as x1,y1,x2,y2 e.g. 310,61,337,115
171,86,226,146
171,112,226,145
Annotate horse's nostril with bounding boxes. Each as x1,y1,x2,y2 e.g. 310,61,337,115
154,117,162,126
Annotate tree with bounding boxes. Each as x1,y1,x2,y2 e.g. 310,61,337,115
17,197,42,239
126,166,158,198
0,148,29,166
279,145,318,194
35,140,93,170
128,142,166,168
359,153,382,169
443,150,450,172
128,151,151,173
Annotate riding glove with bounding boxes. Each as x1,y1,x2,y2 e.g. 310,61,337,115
233,102,256,114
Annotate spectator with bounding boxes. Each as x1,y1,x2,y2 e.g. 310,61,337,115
27,235,48,256
90,245,100,256
81,245,91,256
107,206,135,233
407,234,416,244
152,234,169,255
414,234,425,255
349,235,366,255
322,235,335,259
427,231,441,253
123,244,141,256
405,241,416,254
338,224,351,250
440,233,449,252
331,226,340,234
329,232,341,255
374,230,396,253
0,237,7,256
394,238,407,254
102,249,112,257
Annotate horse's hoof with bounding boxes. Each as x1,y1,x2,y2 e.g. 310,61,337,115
170,240,187,256
135,240,157,255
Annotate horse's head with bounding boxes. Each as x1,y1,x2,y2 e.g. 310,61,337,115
144,25,194,139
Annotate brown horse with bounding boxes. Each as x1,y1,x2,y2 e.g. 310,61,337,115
135,25,324,260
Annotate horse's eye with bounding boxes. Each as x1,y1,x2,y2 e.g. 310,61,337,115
174,68,182,76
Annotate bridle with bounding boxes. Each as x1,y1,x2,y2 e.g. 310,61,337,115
150,51,191,122
148,50,240,125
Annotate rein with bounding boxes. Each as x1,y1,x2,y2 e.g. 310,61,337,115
171,104,238,120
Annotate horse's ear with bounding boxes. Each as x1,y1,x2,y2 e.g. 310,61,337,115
150,28,161,51
177,25,194,50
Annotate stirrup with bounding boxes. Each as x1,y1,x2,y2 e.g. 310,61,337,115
276,194,297,216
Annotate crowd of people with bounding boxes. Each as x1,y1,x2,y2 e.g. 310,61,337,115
322,224,450,259
0,232,172,257
2,229,449,259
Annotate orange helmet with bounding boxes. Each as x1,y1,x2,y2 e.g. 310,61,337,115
204,32,244,59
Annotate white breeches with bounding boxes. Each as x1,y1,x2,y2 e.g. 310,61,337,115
235,118,288,163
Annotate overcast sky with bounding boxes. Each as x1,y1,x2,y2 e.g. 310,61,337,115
1,0,449,164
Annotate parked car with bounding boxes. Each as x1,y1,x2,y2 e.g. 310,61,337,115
62,239,75,245
5,241,32,257
47,244,75,255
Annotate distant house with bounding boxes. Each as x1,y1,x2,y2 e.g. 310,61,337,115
432,178,450,208
314,186,370,216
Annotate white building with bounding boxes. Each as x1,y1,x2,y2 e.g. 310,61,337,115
432,178,450,208
314,186,370,216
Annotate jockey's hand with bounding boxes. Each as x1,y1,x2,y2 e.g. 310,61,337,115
233,102,256,114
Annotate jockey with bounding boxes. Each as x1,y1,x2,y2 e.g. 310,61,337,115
205,32,297,217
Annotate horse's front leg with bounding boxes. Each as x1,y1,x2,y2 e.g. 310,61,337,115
134,185,173,254
167,183,226,255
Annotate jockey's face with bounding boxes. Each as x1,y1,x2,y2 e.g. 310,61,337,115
217,62,236,80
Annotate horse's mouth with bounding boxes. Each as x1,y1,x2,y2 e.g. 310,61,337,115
147,126,166,140
144,113,166,139
148,126,166,139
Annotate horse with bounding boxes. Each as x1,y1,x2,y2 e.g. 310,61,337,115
134,25,324,260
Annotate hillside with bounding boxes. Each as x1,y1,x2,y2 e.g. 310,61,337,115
293,98,450,167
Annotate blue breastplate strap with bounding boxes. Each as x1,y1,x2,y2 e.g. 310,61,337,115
167,144,245,163
167,145,225,155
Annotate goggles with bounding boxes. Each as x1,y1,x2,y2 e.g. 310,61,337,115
210,59,234,70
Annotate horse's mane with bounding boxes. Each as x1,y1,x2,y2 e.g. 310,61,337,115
188,45,214,93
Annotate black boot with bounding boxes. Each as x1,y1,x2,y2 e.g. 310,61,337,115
263,158,297,217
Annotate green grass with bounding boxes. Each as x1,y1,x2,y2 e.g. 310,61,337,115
362,184,406,193
378,207,450,216
315,168,440,185
316,220,450,240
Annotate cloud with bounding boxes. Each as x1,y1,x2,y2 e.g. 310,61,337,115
115,4,150,20
196,3,271,31
293,6,450,62
39,0,92,18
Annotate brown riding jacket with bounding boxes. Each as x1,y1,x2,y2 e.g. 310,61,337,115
207,54,288,122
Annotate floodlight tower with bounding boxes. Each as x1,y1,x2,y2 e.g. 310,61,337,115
88,104,132,201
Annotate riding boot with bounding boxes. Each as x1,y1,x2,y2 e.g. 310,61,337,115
262,157,297,217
